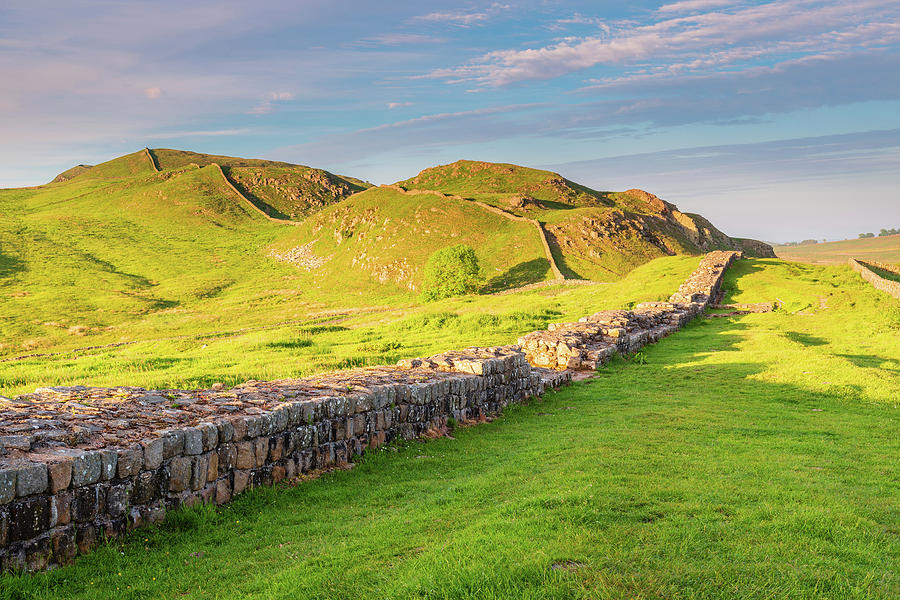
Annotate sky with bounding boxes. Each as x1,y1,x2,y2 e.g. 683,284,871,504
1,0,899,242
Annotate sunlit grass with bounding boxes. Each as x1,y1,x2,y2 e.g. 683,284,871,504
2,259,898,599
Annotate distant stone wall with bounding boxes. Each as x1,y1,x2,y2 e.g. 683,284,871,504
519,251,742,370
0,252,742,572
849,258,900,300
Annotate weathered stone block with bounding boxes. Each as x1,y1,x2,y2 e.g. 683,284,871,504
116,444,143,479
71,452,101,488
47,459,73,493
99,449,118,481
230,417,248,441
0,506,7,546
51,492,72,527
183,427,203,455
232,470,250,495
24,534,51,572
216,420,234,444
106,483,131,518
75,523,96,554
190,455,208,491
51,526,77,565
133,468,166,505
168,457,191,492
141,438,164,470
206,453,218,484
8,497,49,542
0,470,14,505
235,441,255,470
0,435,31,451
253,437,268,468
268,436,284,461
72,485,101,523
217,443,236,473
215,478,231,505
159,429,185,459
198,423,218,452
16,463,48,497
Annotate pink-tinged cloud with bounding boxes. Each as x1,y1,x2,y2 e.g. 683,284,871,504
144,87,162,99
657,0,734,13
431,0,900,86
410,3,510,26
248,92,295,115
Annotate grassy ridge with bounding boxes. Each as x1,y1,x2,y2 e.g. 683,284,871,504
396,160,763,281
2,259,897,599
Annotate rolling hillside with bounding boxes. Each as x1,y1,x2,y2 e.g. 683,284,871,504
148,148,372,219
398,160,774,279
1,148,772,363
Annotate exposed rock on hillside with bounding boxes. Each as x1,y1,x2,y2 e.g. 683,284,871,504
50,165,93,183
148,148,371,220
395,160,774,280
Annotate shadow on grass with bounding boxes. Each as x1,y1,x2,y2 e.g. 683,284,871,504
0,252,24,279
481,258,550,293
784,331,829,347
837,353,900,372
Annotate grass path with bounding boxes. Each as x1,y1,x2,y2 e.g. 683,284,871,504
2,259,898,599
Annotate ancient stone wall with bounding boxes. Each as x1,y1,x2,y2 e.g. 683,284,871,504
518,251,741,370
849,258,900,300
0,349,568,572
0,252,741,572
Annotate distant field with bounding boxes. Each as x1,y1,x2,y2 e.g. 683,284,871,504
775,234,900,265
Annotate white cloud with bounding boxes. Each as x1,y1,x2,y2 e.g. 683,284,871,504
657,0,734,14
248,91,295,115
411,3,509,26
145,128,252,139
360,33,446,46
387,102,414,109
431,0,900,86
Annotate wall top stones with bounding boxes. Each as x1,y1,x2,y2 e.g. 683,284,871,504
850,258,900,300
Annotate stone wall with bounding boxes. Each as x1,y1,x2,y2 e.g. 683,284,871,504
518,251,742,370
0,252,741,572
849,258,900,300
0,349,569,572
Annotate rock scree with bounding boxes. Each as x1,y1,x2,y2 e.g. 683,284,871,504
0,251,742,572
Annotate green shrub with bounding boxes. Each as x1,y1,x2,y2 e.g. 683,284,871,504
421,245,483,302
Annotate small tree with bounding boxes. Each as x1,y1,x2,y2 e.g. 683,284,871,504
421,244,482,302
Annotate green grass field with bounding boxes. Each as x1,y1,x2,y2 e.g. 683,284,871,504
775,235,900,265
0,256,698,396
2,258,897,599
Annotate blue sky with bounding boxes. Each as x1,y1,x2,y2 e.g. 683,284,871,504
1,0,899,241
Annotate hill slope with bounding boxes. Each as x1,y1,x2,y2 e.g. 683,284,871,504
2,149,772,361
399,160,774,279
148,148,371,219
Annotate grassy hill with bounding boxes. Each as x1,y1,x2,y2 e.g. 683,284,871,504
775,235,900,265
398,160,774,279
2,149,769,375
148,148,371,220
